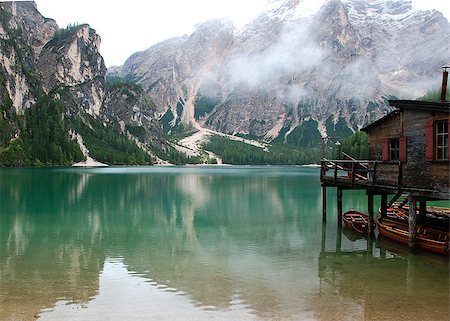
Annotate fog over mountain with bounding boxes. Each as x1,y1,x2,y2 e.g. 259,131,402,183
110,0,449,142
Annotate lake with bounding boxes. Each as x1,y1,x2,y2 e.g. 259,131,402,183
0,166,448,321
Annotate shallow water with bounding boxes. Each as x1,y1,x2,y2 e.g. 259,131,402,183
0,166,448,321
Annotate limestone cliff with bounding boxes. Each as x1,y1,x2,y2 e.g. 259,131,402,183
37,24,106,116
0,1,166,166
109,19,235,130
0,1,57,115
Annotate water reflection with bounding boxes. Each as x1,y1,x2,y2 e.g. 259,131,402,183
316,224,449,321
38,258,257,321
0,167,448,321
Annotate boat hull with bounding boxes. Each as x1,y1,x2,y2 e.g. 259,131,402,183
376,217,449,256
342,210,370,234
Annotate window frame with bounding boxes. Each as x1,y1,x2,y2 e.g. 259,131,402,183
426,118,450,162
382,136,406,162
389,138,400,161
435,120,448,161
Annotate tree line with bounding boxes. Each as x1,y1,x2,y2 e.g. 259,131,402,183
0,95,84,166
202,135,321,165
0,94,155,167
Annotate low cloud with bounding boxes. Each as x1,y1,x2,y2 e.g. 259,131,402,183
227,20,327,90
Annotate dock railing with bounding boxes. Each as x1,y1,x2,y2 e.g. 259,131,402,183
320,159,403,190
320,159,372,187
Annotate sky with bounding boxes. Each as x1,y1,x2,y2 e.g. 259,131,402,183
32,0,450,68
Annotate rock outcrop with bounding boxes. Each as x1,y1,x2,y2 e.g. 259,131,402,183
0,1,167,165
0,1,106,116
37,24,106,116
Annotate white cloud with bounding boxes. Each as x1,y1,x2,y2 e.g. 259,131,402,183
412,0,450,19
33,0,450,68
228,22,326,89
34,0,267,67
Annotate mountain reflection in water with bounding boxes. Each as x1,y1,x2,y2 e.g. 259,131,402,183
0,167,447,321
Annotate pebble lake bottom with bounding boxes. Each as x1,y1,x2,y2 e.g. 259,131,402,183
0,166,448,321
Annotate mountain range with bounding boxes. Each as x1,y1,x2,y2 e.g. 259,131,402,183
0,0,448,166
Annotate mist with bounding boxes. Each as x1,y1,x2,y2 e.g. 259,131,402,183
226,19,326,93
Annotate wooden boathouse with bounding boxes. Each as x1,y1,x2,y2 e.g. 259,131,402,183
320,97,450,250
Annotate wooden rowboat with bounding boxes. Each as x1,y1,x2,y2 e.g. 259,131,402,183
376,217,449,256
379,207,409,222
342,210,370,234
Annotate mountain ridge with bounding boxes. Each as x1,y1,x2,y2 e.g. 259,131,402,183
0,0,448,166
110,0,449,145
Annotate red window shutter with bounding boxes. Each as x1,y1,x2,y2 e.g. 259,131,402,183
382,139,389,161
425,120,434,161
399,136,407,162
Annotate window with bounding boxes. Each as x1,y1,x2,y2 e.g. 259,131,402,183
382,137,406,162
426,119,449,161
435,120,448,160
389,138,399,161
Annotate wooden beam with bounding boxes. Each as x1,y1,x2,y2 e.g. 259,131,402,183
328,161,368,180
322,185,327,223
408,194,417,250
337,188,343,227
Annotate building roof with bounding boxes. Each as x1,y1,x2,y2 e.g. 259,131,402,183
361,110,399,132
389,99,450,112
361,100,450,132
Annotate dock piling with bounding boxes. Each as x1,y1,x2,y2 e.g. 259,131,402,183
381,194,388,218
337,188,343,227
367,192,374,233
408,194,417,250
322,185,327,223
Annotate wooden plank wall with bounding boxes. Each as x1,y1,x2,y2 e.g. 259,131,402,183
367,114,400,161
366,109,449,195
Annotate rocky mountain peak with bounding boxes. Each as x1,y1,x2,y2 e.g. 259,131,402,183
1,1,58,57
187,19,235,61
110,0,449,146
37,24,106,115
40,25,104,85
312,0,363,56
342,0,413,16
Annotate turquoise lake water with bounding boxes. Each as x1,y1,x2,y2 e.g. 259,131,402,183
0,166,448,321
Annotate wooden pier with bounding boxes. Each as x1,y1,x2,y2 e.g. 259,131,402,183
320,99,450,252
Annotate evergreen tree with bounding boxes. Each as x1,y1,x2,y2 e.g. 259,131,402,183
333,131,369,160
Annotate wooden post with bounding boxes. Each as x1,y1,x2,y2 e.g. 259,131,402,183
372,162,377,186
322,185,327,223
408,194,417,250
351,162,355,187
381,194,388,219
397,161,403,191
367,230,374,257
321,224,326,253
337,188,343,227
418,200,427,225
368,192,374,233
336,225,342,253
333,164,338,183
